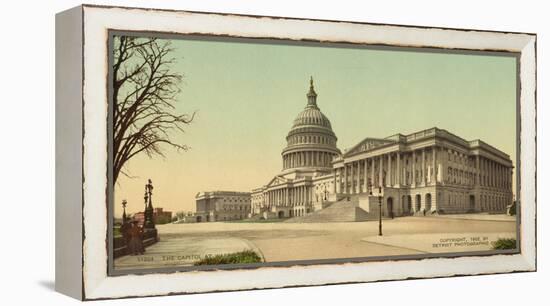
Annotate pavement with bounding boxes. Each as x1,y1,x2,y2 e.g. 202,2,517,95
115,237,263,270
361,232,516,254
114,214,517,270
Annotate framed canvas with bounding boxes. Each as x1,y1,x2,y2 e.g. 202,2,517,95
55,4,537,300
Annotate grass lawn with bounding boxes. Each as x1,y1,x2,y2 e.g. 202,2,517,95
194,250,263,266
492,238,517,250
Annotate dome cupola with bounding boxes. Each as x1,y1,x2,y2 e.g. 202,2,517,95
281,77,341,173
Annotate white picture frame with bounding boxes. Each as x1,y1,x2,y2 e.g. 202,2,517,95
55,4,536,300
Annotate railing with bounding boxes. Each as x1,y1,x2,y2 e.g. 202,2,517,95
113,228,158,258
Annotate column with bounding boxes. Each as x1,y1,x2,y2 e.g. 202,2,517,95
379,155,383,188
431,147,436,185
364,158,368,191
396,152,401,186
336,168,341,193
370,157,374,189
479,157,487,186
356,161,361,193
333,168,337,193
491,161,495,188
500,165,503,189
412,151,416,187
487,160,493,187
387,154,392,187
349,162,357,194
343,164,348,194
495,163,500,189
422,149,426,185
476,155,480,186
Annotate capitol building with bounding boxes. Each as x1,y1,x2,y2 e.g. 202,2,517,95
197,78,514,222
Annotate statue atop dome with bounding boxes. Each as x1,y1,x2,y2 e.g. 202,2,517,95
307,76,318,107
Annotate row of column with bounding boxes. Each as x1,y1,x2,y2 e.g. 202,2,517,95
283,151,333,169
335,147,439,194
266,185,310,208
476,155,512,190
332,148,512,195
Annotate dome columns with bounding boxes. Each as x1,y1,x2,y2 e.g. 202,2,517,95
282,150,337,170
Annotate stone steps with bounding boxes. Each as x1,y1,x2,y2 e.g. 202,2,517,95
285,198,373,223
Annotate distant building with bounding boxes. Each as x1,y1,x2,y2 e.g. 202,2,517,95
132,207,173,225
153,207,173,224
195,191,251,222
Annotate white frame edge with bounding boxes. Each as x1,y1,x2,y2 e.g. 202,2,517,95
80,5,536,300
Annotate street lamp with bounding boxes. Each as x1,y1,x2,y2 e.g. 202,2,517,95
121,199,127,224
144,179,155,229
378,186,383,236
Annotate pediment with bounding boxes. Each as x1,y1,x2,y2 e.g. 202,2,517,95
344,137,395,156
266,175,289,187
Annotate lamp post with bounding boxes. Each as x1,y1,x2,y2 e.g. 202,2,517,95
121,199,127,224
144,179,155,229
378,186,383,236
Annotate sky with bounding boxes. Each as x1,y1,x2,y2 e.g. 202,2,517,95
114,36,517,217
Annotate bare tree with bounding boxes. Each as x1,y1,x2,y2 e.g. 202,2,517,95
112,36,194,183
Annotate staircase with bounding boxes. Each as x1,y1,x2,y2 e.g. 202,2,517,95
285,197,373,223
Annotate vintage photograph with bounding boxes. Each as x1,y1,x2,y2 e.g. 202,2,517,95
109,33,519,272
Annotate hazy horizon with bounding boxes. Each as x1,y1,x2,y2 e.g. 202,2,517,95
113,36,517,217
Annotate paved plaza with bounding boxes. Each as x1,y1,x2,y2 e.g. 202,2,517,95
114,214,516,270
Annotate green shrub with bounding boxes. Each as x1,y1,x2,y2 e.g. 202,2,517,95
194,250,263,266
113,226,122,238
492,238,517,250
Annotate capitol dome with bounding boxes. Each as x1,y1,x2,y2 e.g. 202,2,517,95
281,78,341,172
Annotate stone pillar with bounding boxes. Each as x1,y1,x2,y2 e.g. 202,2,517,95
497,164,502,189
388,154,392,187
476,155,480,186
479,156,485,186
336,168,341,193
430,146,437,185
412,151,416,187
353,162,358,194
422,149,426,185
343,164,348,194
379,155,383,188
491,161,496,188
500,165,503,189
495,163,498,189
283,188,289,206
396,152,401,186
364,158,368,192
487,160,493,187
356,161,361,193
333,168,337,193
496,164,499,189
370,157,375,188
